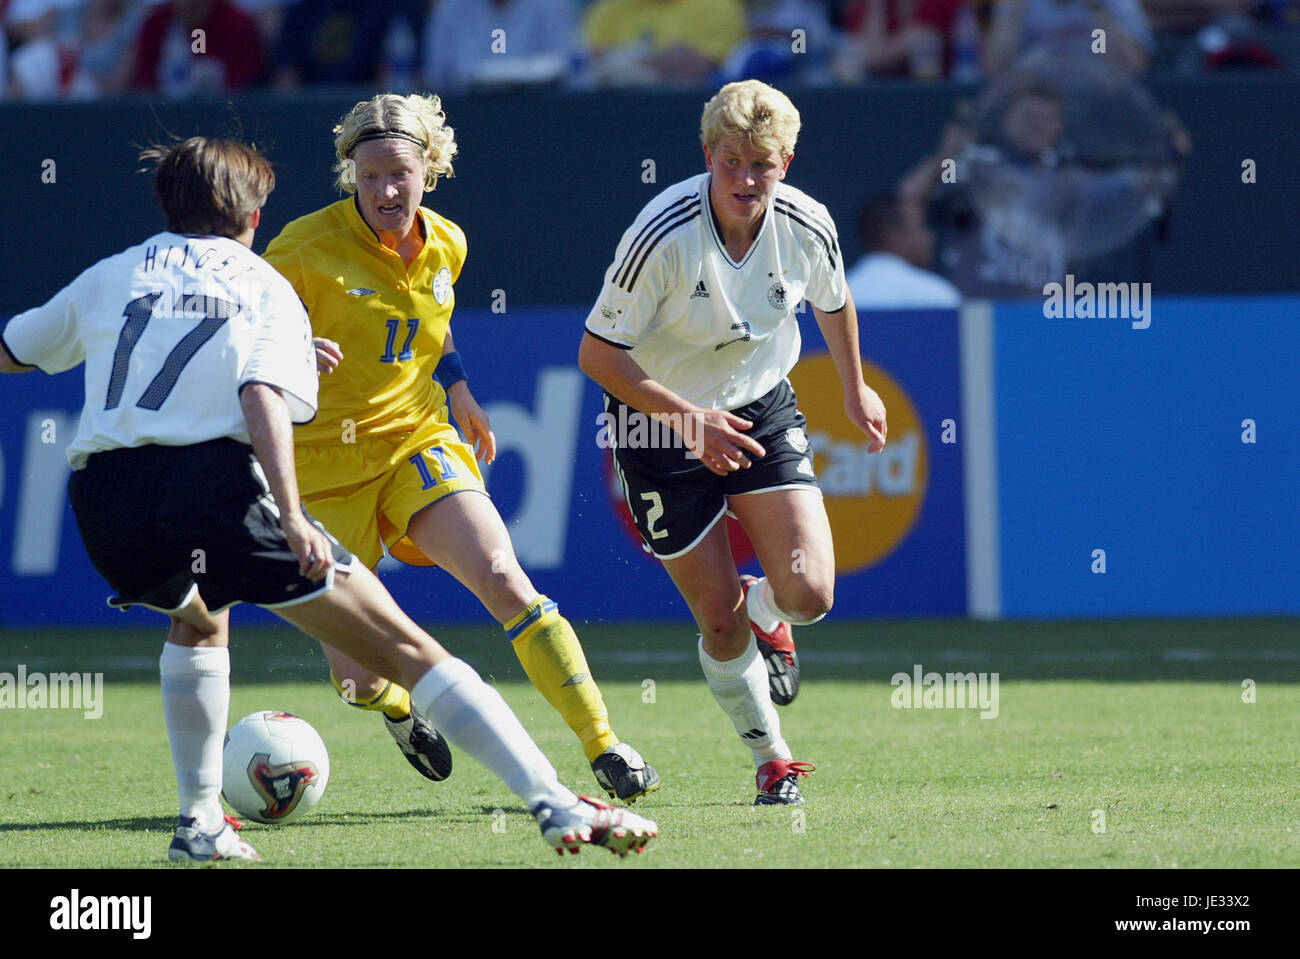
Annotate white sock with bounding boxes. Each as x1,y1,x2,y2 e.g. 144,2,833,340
698,636,790,766
159,643,229,833
410,658,575,810
746,576,784,633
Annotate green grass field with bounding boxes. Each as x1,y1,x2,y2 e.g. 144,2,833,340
1,618,1297,868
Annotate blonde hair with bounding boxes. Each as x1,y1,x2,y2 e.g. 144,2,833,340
138,137,274,238
700,80,801,158
332,93,457,194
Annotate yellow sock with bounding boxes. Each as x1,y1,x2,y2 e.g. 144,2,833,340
506,595,618,762
329,670,412,720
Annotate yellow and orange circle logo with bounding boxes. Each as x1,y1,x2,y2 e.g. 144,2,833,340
788,354,929,573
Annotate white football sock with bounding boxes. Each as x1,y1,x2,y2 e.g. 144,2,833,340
411,658,576,809
747,575,827,627
745,576,783,633
698,636,790,766
159,643,229,834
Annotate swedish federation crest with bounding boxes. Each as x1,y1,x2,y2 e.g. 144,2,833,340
432,266,452,305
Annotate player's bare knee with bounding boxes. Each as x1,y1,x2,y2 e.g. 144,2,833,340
775,580,833,625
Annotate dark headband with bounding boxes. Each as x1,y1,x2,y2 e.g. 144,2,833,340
350,130,428,153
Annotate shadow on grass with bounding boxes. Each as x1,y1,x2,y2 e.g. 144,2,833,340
0,807,470,834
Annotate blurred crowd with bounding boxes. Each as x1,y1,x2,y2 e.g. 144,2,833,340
1,0,1298,100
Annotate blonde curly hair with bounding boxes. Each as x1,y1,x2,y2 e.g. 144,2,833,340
332,93,457,194
699,80,801,159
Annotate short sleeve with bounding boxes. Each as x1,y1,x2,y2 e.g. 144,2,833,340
261,228,307,301
803,201,848,314
239,270,318,424
584,224,674,351
1,275,86,374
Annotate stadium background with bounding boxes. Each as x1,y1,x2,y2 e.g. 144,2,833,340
1,79,1297,626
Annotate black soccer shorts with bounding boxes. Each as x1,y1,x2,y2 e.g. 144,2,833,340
609,379,821,560
68,438,354,614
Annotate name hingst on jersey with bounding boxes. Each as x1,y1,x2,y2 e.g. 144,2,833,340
788,354,929,574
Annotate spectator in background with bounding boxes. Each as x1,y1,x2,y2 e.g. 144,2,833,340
228,0,293,52
78,0,148,96
129,0,265,94
832,0,972,80
272,0,425,90
983,0,1153,75
898,82,1069,297
5,0,99,99
846,192,961,308
581,0,746,86
422,0,575,91
716,0,835,84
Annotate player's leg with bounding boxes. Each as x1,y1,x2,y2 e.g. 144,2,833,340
657,520,814,804
66,442,258,862
405,487,659,802
272,562,657,855
718,380,832,706
726,487,835,706
160,596,262,862
292,452,451,780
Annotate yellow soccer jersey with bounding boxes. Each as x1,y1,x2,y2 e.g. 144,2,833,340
263,196,465,448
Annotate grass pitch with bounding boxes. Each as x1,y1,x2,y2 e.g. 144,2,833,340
1,618,1297,869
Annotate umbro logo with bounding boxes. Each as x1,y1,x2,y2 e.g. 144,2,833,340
690,281,710,299
346,287,376,296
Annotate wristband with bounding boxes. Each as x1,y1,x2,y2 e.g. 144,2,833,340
435,350,467,388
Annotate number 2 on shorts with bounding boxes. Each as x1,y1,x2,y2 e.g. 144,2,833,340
640,492,669,540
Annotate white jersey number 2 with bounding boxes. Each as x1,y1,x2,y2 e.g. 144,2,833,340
640,492,669,540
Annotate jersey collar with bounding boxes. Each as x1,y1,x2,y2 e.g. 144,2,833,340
703,174,769,270
346,194,429,257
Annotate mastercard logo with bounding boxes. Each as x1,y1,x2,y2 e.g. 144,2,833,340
787,354,928,572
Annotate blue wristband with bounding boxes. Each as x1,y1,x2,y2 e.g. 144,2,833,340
435,350,467,388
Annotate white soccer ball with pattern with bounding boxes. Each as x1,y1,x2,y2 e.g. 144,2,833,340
222,711,330,825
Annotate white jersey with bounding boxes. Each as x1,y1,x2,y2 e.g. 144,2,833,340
585,173,847,411
1,232,317,470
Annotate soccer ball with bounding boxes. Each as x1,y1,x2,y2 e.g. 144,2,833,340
222,711,330,825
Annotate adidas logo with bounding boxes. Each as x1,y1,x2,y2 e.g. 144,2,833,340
690,280,710,299
741,728,767,740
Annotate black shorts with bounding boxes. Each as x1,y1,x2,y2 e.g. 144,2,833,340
609,379,820,559
67,438,354,614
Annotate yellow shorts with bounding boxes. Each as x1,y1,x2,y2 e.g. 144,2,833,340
295,421,485,569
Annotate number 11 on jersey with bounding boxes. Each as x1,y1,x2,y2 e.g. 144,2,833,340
380,318,419,363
